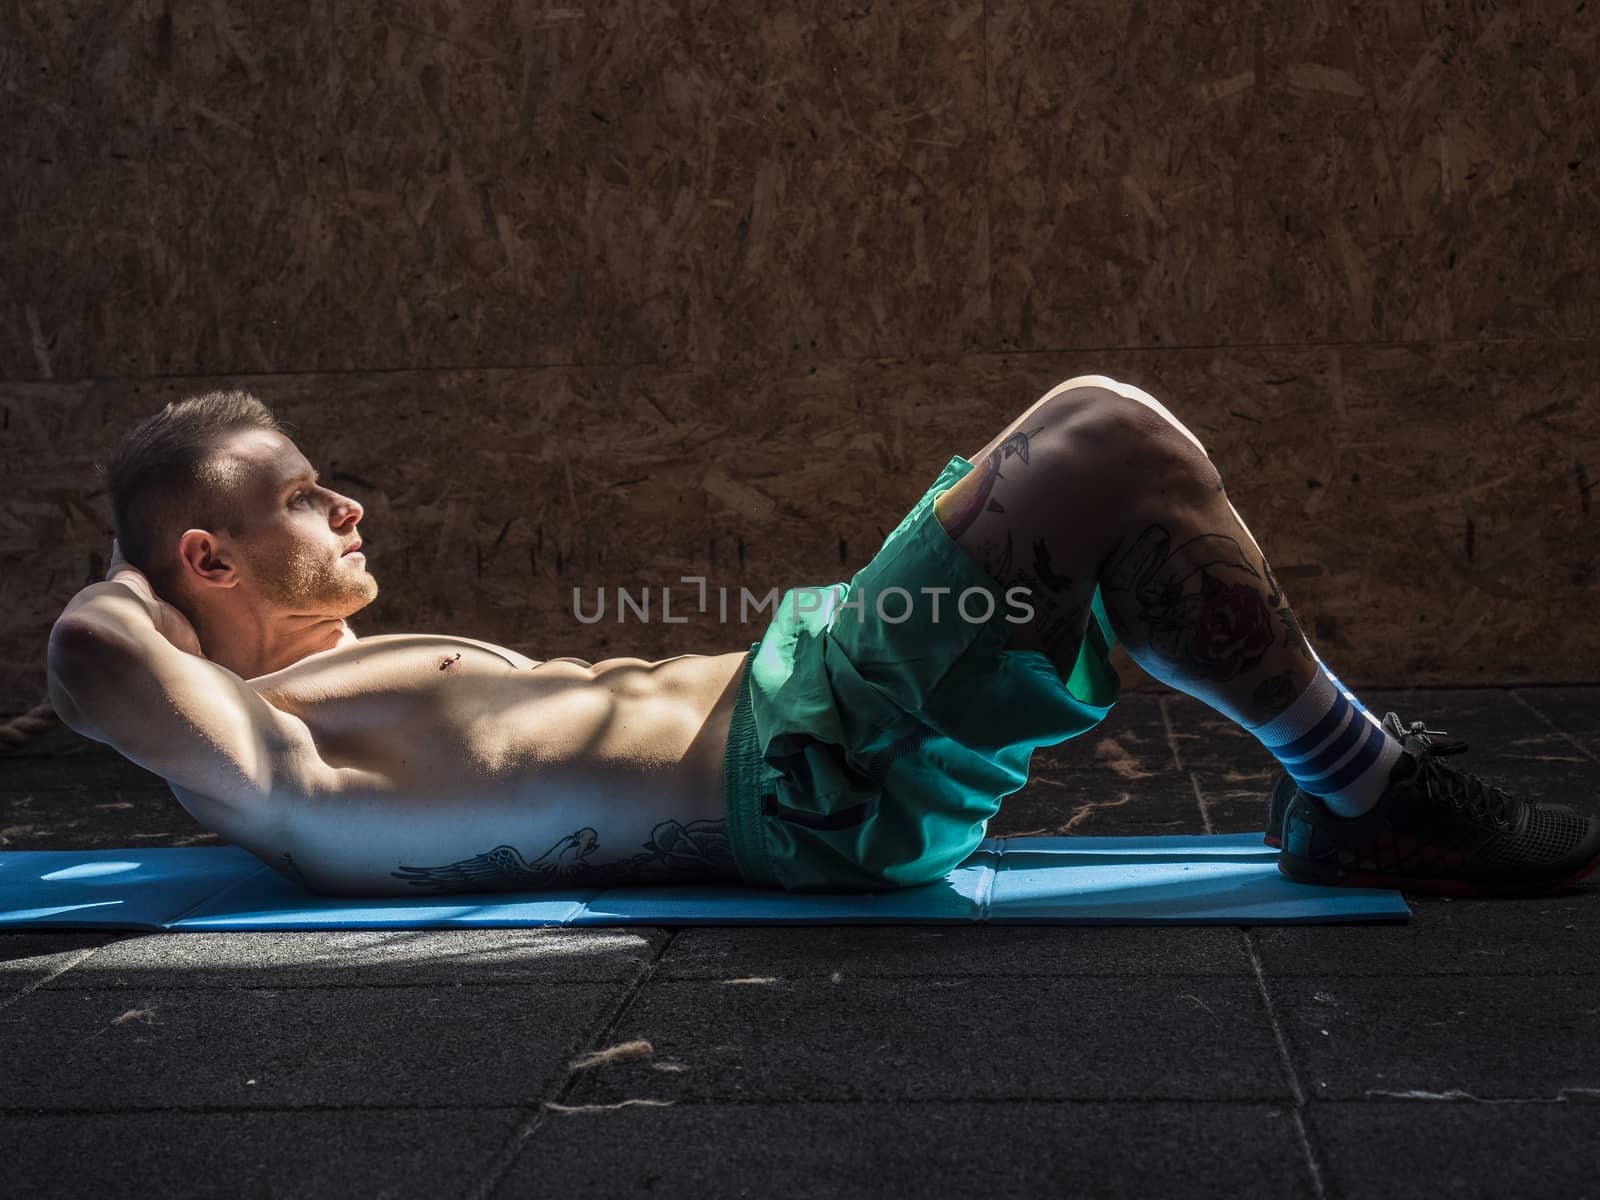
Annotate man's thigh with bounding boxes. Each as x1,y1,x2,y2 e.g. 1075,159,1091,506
931,451,1101,668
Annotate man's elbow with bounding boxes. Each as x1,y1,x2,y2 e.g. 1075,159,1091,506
49,616,105,688
46,619,129,741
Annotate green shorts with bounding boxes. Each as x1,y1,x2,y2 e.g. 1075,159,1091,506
722,453,1122,892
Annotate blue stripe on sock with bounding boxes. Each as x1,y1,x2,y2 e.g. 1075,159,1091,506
1282,710,1355,771
1285,708,1367,782
1270,691,1351,760
1296,720,1386,796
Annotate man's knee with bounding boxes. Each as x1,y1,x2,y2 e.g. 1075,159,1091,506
1034,383,1221,498
1047,376,1211,457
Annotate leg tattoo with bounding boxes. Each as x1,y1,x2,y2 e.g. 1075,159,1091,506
1251,671,1298,715
1008,537,1089,665
942,428,1042,538
1102,523,1278,683
978,530,1017,578
1031,538,1073,591
1263,562,1315,662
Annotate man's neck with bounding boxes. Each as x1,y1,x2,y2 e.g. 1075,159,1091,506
194,612,352,679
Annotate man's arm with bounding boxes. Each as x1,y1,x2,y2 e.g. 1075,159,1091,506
47,580,320,814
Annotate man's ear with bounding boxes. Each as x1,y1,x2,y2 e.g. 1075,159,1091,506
176,529,241,589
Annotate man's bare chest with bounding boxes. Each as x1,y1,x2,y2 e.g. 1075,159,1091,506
244,635,742,788
248,635,553,775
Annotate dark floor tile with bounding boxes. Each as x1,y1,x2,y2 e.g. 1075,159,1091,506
0,981,621,1109
36,928,669,989
1153,696,1280,839
1158,695,1257,773
995,706,1200,839
0,740,162,792
1091,693,1168,730
1516,687,1600,762
0,1108,523,1200
564,974,1289,1103
0,931,129,992
1252,894,1600,977
1,730,188,849
994,773,1206,839
500,1101,1315,1199
1201,777,1279,837
1308,1101,1600,1200
1272,975,1600,1102
0,784,213,850
658,924,1253,979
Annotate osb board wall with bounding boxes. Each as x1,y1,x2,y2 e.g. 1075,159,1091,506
3,1,1599,713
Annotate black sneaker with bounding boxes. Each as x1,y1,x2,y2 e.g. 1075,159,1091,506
1277,711,1600,897
1264,771,1295,849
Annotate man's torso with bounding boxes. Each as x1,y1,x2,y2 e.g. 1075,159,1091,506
176,634,750,894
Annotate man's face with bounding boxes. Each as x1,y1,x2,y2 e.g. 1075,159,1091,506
206,428,378,618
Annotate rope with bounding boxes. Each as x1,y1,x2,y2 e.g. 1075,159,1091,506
0,698,62,752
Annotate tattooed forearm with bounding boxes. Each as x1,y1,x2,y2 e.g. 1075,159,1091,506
390,819,739,893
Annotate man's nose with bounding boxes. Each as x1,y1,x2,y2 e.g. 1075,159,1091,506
333,493,363,527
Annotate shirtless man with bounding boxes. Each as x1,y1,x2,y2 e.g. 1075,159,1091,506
46,382,1600,898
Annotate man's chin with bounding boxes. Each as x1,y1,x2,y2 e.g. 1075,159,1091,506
313,572,380,621
343,572,380,615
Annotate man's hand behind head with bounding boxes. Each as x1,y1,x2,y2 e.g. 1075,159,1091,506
106,539,204,657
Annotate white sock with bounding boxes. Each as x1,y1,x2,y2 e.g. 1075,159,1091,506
1246,659,1404,817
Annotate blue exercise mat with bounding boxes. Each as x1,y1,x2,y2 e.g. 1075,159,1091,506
0,835,1408,929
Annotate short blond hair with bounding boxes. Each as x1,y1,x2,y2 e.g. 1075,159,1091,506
103,390,287,592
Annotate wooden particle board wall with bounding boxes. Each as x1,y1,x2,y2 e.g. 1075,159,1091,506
2,1,1598,715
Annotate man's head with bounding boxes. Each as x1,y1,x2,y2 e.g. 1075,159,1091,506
105,390,378,626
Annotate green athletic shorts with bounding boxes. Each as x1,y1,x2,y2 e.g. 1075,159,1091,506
722,453,1122,892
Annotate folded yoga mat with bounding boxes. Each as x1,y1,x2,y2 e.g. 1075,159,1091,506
0,835,1408,929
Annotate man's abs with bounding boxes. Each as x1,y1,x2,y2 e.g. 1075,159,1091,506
209,636,750,895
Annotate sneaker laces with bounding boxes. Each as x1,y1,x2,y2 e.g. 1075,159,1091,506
1385,712,1518,829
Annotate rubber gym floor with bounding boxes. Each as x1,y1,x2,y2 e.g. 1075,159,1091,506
3,686,1598,1199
